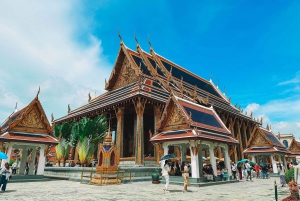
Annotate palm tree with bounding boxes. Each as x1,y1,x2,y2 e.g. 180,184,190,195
71,115,107,166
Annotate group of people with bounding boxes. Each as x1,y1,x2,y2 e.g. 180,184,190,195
162,160,190,193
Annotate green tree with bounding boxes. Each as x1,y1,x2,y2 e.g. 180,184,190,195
54,122,73,167
71,115,107,166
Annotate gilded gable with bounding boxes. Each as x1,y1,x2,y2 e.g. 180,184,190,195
166,106,186,127
250,131,271,147
17,108,44,129
289,140,300,153
112,57,139,90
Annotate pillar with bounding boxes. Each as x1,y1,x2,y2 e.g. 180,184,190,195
19,147,28,175
37,145,46,175
223,145,232,178
209,143,217,176
190,141,200,178
29,148,37,175
271,155,278,173
133,98,146,165
252,155,256,163
154,106,161,165
199,148,204,177
283,155,287,169
116,107,125,159
1,143,13,168
161,143,169,169
181,144,187,162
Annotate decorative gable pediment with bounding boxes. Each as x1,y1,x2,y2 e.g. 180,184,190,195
289,139,300,153
17,108,44,129
249,130,271,147
9,99,52,134
166,106,186,127
112,57,139,90
105,45,142,91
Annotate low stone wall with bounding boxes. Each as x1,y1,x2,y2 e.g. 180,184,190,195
44,166,162,180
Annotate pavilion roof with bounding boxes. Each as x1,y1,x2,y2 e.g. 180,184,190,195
0,92,57,145
244,126,289,155
287,139,300,156
0,132,58,145
150,129,238,145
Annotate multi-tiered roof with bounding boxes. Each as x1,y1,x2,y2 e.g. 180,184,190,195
55,39,256,125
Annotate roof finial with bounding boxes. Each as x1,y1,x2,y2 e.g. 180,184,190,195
134,31,139,48
118,27,123,44
148,34,153,51
14,102,18,113
88,93,91,103
35,86,40,100
210,72,213,82
245,111,247,115
260,117,263,124
68,104,71,114
51,113,54,123
266,124,269,131
250,111,253,118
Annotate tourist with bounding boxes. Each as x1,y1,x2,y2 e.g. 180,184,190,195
290,162,294,169
245,161,252,181
231,162,237,180
12,162,17,175
254,163,261,178
181,161,190,193
162,160,170,192
279,163,286,187
0,162,12,192
237,163,242,180
175,162,180,176
203,165,214,182
261,164,268,179
25,162,29,175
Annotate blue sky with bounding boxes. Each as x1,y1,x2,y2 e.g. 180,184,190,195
0,1,300,137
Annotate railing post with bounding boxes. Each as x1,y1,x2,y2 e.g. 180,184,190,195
274,180,278,201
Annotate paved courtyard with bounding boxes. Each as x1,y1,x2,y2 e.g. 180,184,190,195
0,177,291,201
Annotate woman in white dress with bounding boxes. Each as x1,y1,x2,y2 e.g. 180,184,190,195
162,160,170,192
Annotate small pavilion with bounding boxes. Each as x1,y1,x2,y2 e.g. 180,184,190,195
286,139,300,165
243,125,290,173
150,95,239,180
0,91,58,177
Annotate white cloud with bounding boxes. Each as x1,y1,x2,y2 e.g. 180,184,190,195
244,97,300,137
278,71,300,86
0,1,112,123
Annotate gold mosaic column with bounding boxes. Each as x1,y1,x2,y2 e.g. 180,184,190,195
154,106,161,165
116,107,125,158
133,98,146,165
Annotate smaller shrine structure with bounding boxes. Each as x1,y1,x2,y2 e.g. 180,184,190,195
286,139,300,164
150,95,238,179
0,91,58,177
243,125,290,173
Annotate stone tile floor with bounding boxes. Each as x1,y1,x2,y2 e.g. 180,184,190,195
0,177,291,201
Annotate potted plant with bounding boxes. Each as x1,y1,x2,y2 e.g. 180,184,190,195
152,168,161,184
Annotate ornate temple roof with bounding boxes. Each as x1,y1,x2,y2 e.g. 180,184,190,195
243,125,290,154
150,95,238,145
0,93,58,145
287,139,300,157
54,39,259,124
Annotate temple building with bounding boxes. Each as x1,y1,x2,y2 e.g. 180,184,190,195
0,91,58,177
150,95,238,179
286,139,300,164
54,37,260,165
243,125,290,173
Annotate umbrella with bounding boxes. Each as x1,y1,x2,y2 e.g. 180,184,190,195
202,156,207,160
249,161,255,166
160,154,176,161
0,151,8,159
